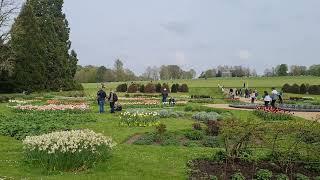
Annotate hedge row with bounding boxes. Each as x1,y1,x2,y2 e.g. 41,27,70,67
116,83,189,93
282,83,320,95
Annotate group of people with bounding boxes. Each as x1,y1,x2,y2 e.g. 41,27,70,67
262,88,283,107
96,88,118,113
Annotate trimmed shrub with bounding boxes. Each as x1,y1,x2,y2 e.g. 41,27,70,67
179,84,189,92
282,83,291,93
291,83,300,94
144,83,156,93
155,83,162,93
308,85,320,95
300,84,307,94
139,84,145,93
256,169,272,180
171,84,179,93
185,130,205,140
116,83,127,92
127,83,138,93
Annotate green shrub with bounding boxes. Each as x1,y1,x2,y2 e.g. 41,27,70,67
291,83,300,94
127,83,138,93
171,84,179,93
231,172,246,180
158,109,185,118
156,123,166,136
139,84,145,93
282,83,291,93
202,136,220,147
206,120,220,136
308,85,320,95
116,83,128,92
156,83,162,93
275,174,289,180
212,151,226,163
185,130,205,140
183,141,201,147
210,175,218,180
314,176,320,180
192,123,202,130
161,83,170,92
133,133,155,145
295,173,309,180
256,169,272,180
192,112,221,123
300,84,307,94
179,84,189,92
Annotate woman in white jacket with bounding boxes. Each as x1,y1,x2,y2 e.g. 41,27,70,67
263,91,272,107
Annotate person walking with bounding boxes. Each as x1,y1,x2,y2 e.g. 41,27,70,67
97,88,107,113
263,91,272,107
270,87,278,108
108,90,118,113
161,88,169,104
278,91,283,104
250,91,256,103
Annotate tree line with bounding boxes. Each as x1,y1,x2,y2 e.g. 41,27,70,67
0,0,80,93
264,64,320,77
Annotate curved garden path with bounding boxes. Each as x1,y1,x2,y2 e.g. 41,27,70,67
205,104,320,121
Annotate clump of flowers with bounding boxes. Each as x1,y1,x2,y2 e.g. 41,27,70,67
119,110,160,127
254,106,293,121
13,103,89,111
23,129,116,171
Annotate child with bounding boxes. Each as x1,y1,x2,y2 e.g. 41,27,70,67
263,91,272,107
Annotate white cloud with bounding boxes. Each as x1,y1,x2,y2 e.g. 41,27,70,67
238,50,252,60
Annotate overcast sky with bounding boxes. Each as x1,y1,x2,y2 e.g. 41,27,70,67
61,0,320,75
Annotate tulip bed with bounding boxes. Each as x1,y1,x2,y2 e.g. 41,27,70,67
253,106,293,121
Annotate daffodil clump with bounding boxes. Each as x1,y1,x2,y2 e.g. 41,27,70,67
119,110,160,127
23,129,116,171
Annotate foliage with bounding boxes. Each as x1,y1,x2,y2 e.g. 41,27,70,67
206,120,220,136
145,83,156,93
171,83,179,93
127,83,138,93
275,174,289,180
156,83,162,93
139,84,145,93
133,132,179,146
308,85,320,95
23,129,116,171
157,109,185,118
156,123,167,136
295,173,309,180
192,112,221,123
192,123,202,130
202,136,221,148
256,169,273,180
184,130,205,140
116,83,128,92
0,111,96,140
231,172,246,180
254,106,293,121
179,84,189,92
300,83,307,94
161,83,170,92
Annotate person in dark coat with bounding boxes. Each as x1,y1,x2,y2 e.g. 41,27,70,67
161,88,169,103
97,88,107,113
108,91,118,113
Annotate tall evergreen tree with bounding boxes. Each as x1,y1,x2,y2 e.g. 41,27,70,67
10,3,46,91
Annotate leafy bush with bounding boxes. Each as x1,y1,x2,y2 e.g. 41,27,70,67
295,173,309,180
275,174,289,180
139,84,145,93
256,169,273,180
185,130,205,140
202,136,220,147
171,84,179,93
212,150,227,163
192,123,202,130
158,109,185,118
156,123,166,136
23,129,116,171
116,83,128,92
192,112,221,123
144,83,156,93
156,83,162,93
127,83,138,93
179,84,189,92
0,95,10,103
300,84,307,94
291,83,300,94
254,107,293,121
0,111,95,140
308,85,320,95
231,172,246,180
210,175,218,180
206,120,220,136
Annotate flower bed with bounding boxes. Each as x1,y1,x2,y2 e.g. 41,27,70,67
23,129,116,171
192,112,222,123
13,103,89,111
254,106,293,121
119,110,160,127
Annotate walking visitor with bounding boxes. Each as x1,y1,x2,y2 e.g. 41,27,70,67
108,90,118,113
97,88,107,113
263,91,272,107
270,87,278,108
250,91,256,103
161,88,169,104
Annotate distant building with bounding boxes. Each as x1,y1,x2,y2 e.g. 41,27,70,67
221,71,232,77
